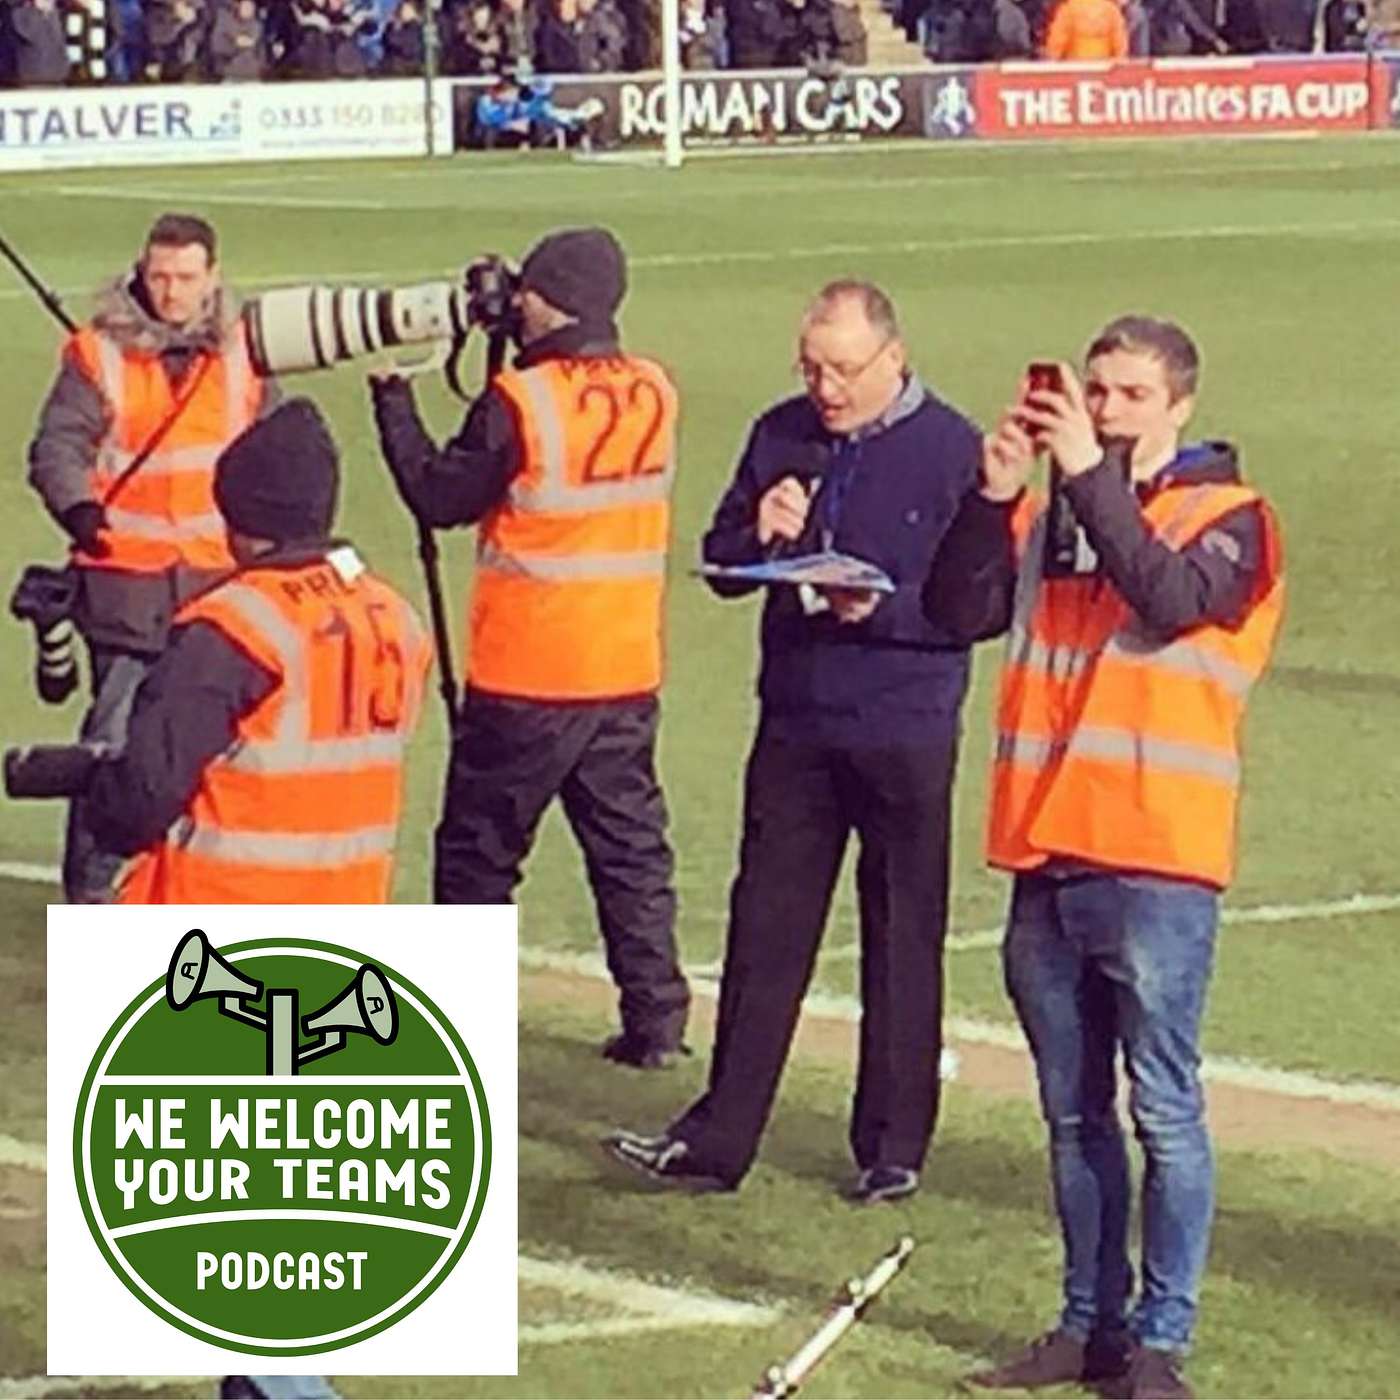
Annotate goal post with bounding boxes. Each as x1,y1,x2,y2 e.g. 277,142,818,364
661,0,684,167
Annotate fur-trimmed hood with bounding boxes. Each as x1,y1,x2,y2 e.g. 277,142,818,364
90,272,242,355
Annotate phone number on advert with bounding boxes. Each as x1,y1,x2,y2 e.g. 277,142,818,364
257,103,430,131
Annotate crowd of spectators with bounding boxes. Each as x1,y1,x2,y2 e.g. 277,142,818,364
0,0,1392,87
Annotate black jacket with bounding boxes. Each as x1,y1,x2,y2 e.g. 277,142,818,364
85,543,345,857
922,440,1268,645
703,377,983,743
369,320,621,529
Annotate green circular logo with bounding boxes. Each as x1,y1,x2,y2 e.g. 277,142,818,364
73,934,491,1356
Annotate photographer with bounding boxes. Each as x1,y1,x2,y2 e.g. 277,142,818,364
368,226,690,1071
25,212,277,903
72,399,431,906
934,318,1284,1400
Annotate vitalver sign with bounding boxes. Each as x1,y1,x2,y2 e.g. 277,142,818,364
969,57,1371,139
0,79,451,172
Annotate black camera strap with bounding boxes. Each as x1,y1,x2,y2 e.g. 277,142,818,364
99,350,214,508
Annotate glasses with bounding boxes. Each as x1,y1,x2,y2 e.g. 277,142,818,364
796,339,894,391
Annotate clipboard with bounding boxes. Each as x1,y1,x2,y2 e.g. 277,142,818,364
697,550,896,593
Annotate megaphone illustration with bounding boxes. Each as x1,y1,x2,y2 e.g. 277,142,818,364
166,928,264,1010
301,965,399,1054
163,930,399,1076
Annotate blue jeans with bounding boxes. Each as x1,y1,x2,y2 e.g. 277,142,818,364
1003,871,1219,1352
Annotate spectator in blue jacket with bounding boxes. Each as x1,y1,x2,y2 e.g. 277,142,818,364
606,280,983,1202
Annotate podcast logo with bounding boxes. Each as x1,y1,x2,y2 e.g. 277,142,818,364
73,931,491,1356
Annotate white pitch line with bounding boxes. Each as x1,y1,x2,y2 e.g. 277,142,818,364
818,890,1400,963
6,216,1400,308
6,859,1399,1106
518,944,1400,1112
49,182,390,211
0,1379,205,1399
0,1133,46,1172
0,860,62,885
520,1254,776,1329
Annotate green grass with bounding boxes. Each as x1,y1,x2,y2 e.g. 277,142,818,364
3,134,1400,1397
5,947,1399,1398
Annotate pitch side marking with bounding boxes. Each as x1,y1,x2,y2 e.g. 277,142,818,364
518,946,1400,1113
6,216,1400,307
5,864,1399,1108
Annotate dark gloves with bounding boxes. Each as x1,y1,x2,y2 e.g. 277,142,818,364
60,501,111,557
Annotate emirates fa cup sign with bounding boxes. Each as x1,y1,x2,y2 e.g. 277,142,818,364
48,906,518,1376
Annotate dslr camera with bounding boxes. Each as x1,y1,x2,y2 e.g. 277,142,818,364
241,254,521,380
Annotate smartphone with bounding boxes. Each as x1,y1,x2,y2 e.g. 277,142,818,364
1026,361,1063,395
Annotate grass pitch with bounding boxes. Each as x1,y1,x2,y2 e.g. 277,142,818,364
2,133,1400,1398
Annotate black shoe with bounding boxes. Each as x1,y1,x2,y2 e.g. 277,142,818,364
846,1164,920,1205
602,1128,736,1191
220,1382,268,1400
600,1032,691,1070
1101,1345,1194,1400
965,1329,1088,1390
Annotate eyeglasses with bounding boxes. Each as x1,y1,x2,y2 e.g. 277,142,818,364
796,339,894,391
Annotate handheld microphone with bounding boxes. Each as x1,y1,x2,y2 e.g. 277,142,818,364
766,441,831,559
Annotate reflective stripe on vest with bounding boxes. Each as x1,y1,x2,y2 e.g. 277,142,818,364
117,561,429,904
74,322,261,574
995,728,1242,786
471,356,677,700
987,479,1283,888
177,823,400,868
505,364,675,515
476,539,667,582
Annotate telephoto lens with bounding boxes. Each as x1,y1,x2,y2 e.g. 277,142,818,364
35,615,79,703
3,742,106,800
243,282,472,377
9,563,80,704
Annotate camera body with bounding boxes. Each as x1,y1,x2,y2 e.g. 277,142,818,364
465,256,521,338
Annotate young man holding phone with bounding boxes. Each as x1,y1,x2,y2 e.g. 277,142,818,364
925,317,1284,1400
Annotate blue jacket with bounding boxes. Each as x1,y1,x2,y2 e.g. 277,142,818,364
702,377,983,743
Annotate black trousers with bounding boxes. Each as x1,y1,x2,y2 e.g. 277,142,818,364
673,720,957,1183
63,644,152,903
435,688,689,1049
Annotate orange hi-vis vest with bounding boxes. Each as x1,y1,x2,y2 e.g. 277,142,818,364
67,321,264,575
474,354,678,700
118,552,432,905
987,480,1284,889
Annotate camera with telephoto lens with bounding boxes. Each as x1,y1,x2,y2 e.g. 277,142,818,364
241,255,521,378
9,563,80,704
3,741,109,800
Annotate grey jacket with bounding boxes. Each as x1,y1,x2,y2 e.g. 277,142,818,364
27,273,279,652
10,0,70,85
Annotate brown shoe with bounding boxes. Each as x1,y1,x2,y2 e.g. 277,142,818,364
965,1329,1086,1390
1102,1345,1194,1400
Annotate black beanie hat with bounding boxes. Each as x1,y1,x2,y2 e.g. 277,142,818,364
214,398,339,543
520,227,627,323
